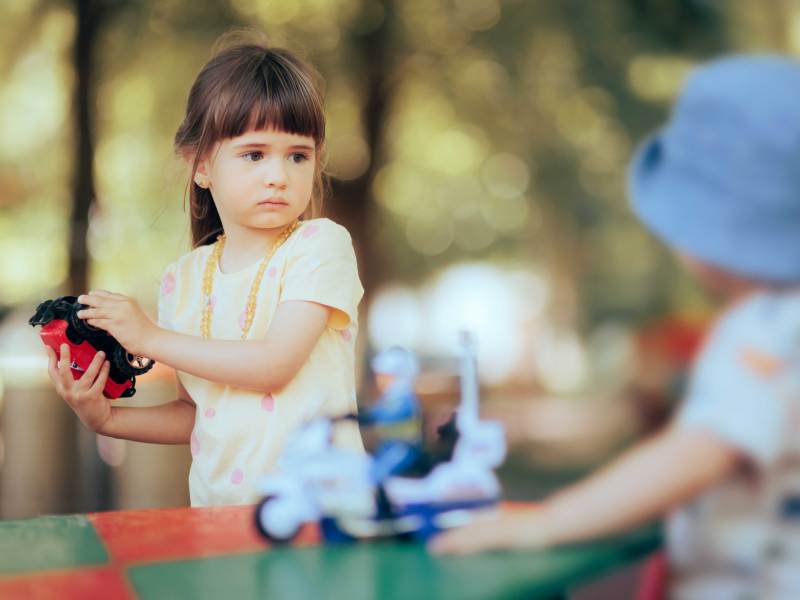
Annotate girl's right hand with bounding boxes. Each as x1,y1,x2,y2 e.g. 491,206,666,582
46,344,112,433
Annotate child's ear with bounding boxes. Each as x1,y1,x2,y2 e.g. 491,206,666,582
188,154,211,189
178,146,211,188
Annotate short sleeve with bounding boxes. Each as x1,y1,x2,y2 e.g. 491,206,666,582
157,262,179,330
676,294,798,467
280,220,364,329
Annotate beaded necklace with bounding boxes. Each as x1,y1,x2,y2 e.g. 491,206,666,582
201,220,300,339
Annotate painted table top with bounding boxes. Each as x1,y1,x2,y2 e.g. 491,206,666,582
0,504,661,599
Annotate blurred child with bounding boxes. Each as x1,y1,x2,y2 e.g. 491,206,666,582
45,33,364,506
431,55,800,598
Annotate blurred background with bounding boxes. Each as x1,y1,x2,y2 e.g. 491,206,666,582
0,0,797,526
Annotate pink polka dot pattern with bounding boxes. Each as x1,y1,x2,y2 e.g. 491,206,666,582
207,294,217,310
239,309,247,331
160,271,175,296
302,224,319,238
231,468,244,485
268,266,278,278
340,328,352,342
190,432,200,456
261,393,275,412
204,407,216,418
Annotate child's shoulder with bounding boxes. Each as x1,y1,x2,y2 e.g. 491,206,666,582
721,290,800,327
299,218,352,238
162,244,214,277
294,218,355,248
710,289,800,354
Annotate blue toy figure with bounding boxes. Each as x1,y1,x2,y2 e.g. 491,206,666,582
360,347,424,484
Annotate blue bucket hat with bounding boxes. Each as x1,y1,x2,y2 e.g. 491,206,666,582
628,54,800,282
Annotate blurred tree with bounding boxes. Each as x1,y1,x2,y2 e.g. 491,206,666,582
327,0,397,299
2,0,797,315
70,0,114,297
69,0,127,513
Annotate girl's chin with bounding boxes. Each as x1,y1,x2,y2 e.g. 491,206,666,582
246,216,301,230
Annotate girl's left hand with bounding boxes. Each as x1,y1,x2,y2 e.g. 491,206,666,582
427,507,552,555
77,290,157,357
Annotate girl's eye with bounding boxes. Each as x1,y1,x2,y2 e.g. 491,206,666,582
289,152,309,164
243,151,263,162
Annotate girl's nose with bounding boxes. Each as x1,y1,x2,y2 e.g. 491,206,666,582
263,158,287,188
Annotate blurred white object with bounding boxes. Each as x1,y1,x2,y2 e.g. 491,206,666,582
384,332,506,506
253,332,506,543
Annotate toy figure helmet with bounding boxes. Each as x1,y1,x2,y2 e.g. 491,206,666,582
371,346,419,380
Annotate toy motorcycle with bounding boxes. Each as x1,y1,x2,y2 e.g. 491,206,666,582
29,296,154,398
253,333,506,543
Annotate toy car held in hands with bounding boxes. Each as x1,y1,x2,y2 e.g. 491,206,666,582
29,296,155,399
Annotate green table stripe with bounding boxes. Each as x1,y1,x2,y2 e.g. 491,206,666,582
129,525,661,600
0,515,108,575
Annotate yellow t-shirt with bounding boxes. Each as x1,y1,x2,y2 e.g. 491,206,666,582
157,218,364,506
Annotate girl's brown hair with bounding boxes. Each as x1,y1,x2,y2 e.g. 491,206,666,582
174,35,326,247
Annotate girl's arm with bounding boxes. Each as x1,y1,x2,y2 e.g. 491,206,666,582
430,425,742,555
99,377,196,444
148,300,330,391
77,291,330,392
47,344,195,444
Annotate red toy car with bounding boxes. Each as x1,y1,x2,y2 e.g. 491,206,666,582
29,296,154,398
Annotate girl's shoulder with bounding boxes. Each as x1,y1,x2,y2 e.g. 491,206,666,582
297,218,353,239
162,244,214,280
291,218,355,251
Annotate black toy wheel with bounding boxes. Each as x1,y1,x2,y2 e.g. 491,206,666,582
64,324,85,346
254,496,301,543
28,300,55,326
68,305,102,343
111,345,155,378
51,296,78,319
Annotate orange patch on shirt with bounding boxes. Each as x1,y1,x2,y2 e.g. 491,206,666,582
739,346,786,377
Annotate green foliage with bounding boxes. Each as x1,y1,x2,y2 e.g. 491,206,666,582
0,0,794,327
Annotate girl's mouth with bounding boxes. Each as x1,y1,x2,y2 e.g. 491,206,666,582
258,198,288,207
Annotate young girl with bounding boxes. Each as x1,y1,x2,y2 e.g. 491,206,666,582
46,36,364,506
431,55,800,598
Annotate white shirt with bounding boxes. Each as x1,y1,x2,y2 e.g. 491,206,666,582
668,291,800,599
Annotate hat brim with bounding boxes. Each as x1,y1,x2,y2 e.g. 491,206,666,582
628,133,800,283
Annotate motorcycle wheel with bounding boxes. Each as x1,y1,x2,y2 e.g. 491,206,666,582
254,495,302,544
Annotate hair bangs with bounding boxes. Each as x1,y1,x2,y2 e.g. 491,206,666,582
209,54,324,147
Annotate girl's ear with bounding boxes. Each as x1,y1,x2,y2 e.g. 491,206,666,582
179,148,208,188
191,155,211,189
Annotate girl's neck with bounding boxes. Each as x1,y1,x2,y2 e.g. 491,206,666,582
218,225,288,274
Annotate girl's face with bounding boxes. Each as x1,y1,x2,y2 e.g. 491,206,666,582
195,128,316,235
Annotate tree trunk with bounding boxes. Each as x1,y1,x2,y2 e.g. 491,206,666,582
69,0,98,298
328,1,397,306
69,0,112,512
